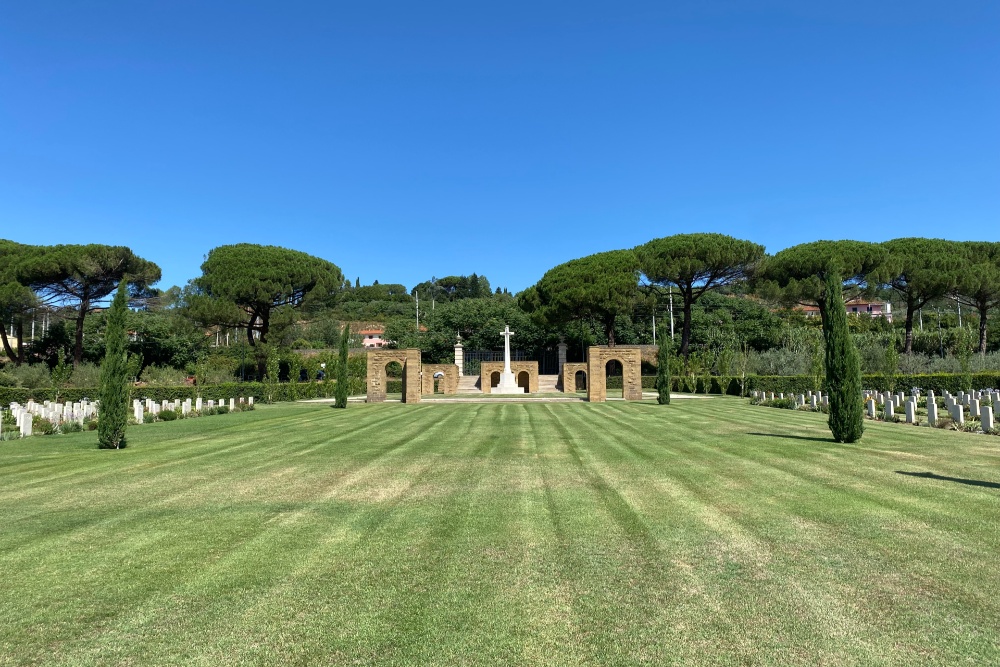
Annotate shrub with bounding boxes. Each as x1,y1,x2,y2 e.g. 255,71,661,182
216,405,229,415
69,362,101,388
159,409,178,421
0,371,18,387
61,421,83,433
656,343,671,405
97,281,131,450
8,364,50,389
823,271,864,443
140,365,190,387
335,323,349,409
32,416,57,435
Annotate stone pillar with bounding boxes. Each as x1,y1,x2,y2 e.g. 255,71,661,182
557,337,568,373
454,340,464,377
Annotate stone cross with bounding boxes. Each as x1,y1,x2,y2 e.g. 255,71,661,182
501,325,515,374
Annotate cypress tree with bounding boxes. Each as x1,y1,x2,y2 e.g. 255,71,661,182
655,340,671,405
822,270,864,443
97,281,131,449
334,323,349,408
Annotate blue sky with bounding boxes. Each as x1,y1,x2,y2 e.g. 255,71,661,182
2,1,997,294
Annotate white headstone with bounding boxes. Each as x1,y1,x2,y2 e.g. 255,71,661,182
905,401,916,424
952,404,965,425
982,405,994,432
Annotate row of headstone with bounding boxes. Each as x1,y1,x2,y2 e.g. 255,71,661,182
750,390,828,407
6,399,98,438
859,387,998,432
131,396,254,424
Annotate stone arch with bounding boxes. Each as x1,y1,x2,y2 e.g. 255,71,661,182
587,346,642,402
517,370,530,391
560,362,587,394
490,371,501,388
604,359,624,398
366,349,422,403
421,364,458,395
575,370,587,391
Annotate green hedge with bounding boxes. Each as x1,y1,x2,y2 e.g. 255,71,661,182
7,372,989,406
663,373,1000,396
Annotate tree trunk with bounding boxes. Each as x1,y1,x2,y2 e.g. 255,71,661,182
73,299,89,368
903,302,915,354
680,297,693,359
255,311,271,380
606,317,616,347
979,304,988,354
15,318,24,365
0,322,17,365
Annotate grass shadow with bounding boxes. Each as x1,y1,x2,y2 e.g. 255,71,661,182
895,471,1000,490
746,432,832,443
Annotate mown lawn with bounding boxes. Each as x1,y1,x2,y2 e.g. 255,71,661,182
1,400,998,666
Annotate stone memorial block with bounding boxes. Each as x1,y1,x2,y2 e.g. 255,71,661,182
229,398,235,411
970,399,980,419
196,397,203,411
867,399,876,418
811,395,819,410
905,401,916,424
884,401,894,421
927,401,938,427
248,397,254,405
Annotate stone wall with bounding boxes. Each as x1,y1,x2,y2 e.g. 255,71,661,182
587,346,643,402
480,361,539,394
421,364,459,395
366,349,422,403
560,362,588,393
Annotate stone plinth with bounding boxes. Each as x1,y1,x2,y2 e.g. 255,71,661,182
481,361,538,394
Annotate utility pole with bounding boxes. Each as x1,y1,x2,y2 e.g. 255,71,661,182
652,313,656,346
669,286,675,340
956,298,962,328
416,292,420,329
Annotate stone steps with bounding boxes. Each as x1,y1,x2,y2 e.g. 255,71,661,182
538,375,560,393
457,376,482,394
